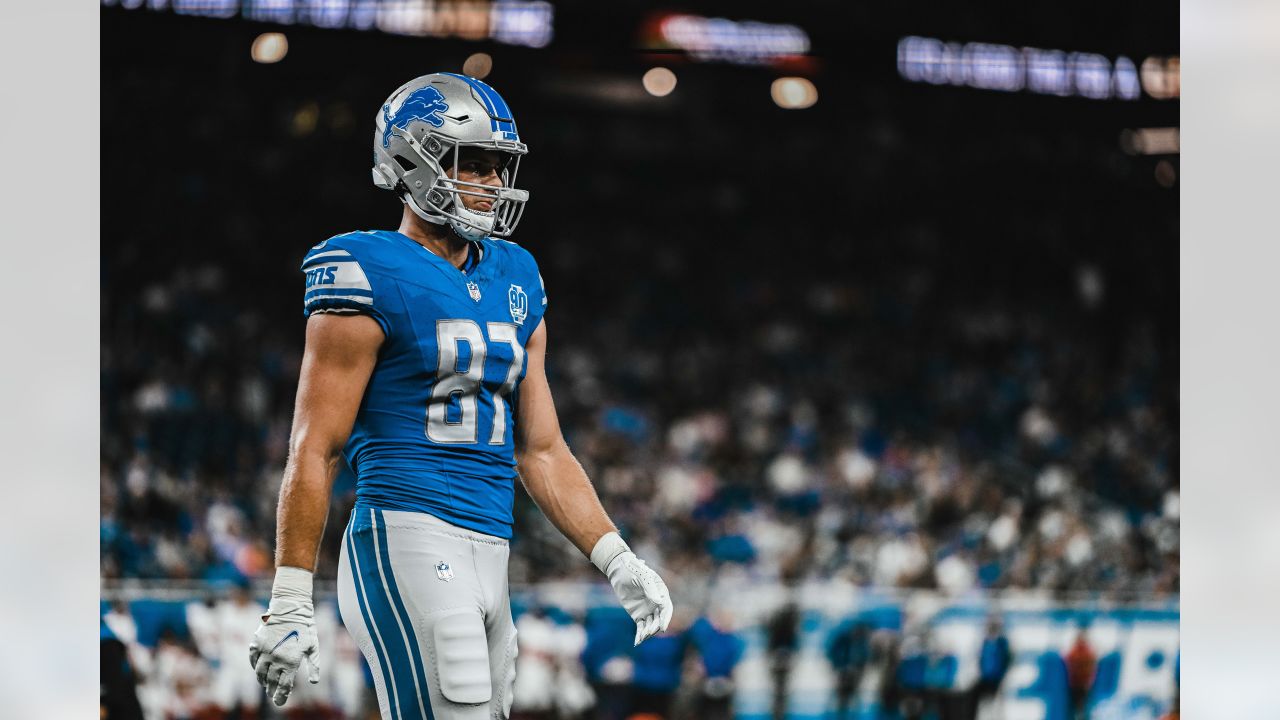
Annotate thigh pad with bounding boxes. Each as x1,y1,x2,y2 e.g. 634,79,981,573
433,609,492,705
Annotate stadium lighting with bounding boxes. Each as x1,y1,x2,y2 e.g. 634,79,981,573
1141,56,1180,99
642,67,678,97
1120,127,1180,156
463,52,494,79
650,13,810,66
771,77,817,109
291,102,319,137
897,36,1149,101
251,32,289,64
109,0,555,48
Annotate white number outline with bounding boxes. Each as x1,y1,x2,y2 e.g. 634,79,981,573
485,322,525,445
426,320,524,445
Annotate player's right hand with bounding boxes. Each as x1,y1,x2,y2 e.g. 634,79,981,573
249,567,321,706
591,532,674,645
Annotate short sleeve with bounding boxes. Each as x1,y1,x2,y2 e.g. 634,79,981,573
300,242,391,336
519,248,547,332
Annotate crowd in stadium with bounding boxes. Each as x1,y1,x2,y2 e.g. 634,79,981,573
99,230,1178,597
100,48,1178,600
102,16,1177,719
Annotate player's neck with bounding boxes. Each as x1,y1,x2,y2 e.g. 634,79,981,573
398,211,471,269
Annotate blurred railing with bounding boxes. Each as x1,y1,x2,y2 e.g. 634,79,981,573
102,580,1177,720
102,577,1178,610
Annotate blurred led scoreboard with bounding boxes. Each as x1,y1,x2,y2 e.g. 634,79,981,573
898,35,1179,101
641,12,811,67
101,0,554,48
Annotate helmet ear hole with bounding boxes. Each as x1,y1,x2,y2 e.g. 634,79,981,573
372,164,397,189
393,155,417,172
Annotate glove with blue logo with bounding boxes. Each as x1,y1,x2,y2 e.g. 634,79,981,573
249,567,321,706
591,532,674,646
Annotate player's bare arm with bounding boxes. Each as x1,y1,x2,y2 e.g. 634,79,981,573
250,312,383,706
515,319,674,644
276,312,384,570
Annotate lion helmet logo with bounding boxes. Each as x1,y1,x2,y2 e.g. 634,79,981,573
382,86,450,148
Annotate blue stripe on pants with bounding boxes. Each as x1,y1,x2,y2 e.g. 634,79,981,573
350,511,436,719
346,519,400,718
374,509,435,719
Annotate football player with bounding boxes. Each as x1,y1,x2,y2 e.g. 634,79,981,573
248,73,673,720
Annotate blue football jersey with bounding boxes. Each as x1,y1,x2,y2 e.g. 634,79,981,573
300,230,548,538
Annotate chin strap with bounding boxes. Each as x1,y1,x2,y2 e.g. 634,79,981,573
447,218,490,242
401,186,494,242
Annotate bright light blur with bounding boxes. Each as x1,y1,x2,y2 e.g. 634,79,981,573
119,0,557,48
642,67,678,97
771,77,817,109
1141,56,1181,99
897,36,1146,101
291,102,320,137
654,13,810,65
250,32,288,64
463,52,493,79
1120,127,1180,155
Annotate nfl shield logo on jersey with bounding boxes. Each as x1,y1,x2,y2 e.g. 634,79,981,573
466,281,482,302
435,560,454,581
508,284,528,325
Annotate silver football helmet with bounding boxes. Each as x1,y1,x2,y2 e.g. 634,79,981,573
372,73,528,240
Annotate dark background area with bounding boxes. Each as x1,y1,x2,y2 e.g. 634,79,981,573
101,3,1178,597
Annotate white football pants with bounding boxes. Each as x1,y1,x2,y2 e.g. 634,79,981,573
337,507,517,720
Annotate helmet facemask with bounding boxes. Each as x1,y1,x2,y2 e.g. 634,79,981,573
394,129,528,241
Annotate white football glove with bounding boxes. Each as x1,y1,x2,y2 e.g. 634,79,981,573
249,567,320,706
591,532,674,645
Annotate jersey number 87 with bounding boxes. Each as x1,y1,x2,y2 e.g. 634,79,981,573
428,319,525,445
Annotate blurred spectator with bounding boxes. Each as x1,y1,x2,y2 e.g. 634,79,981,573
152,627,212,720
895,629,930,720
1065,627,1098,720
513,608,594,720
513,609,560,719
184,596,218,677
102,617,146,720
765,601,800,720
825,618,871,720
687,614,743,720
210,583,266,718
629,629,689,719
876,634,902,720
923,635,963,720
971,615,1011,720
582,607,636,720
105,600,155,695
